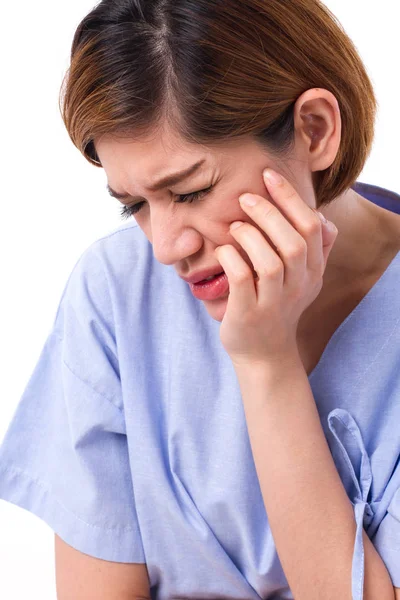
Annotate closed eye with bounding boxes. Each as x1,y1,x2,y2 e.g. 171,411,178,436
119,185,214,220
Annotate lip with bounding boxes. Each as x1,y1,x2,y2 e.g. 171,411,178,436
179,266,225,284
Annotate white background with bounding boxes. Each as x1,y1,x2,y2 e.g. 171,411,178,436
0,1,399,597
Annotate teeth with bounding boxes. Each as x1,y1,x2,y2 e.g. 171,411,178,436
204,272,224,282
196,272,225,283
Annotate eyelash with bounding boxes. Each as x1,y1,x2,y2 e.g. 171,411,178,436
119,185,214,220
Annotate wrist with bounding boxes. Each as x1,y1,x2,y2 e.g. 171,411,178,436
232,348,303,380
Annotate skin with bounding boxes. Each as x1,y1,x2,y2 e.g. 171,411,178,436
95,90,400,596
95,88,400,331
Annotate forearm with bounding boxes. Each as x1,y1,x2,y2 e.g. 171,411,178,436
234,354,394,600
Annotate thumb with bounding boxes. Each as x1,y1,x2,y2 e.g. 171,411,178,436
316,211,339,266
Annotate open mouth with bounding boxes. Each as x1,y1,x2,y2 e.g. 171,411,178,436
199,271,225,283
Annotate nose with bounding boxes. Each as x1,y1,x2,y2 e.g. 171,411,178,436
149,212,203,266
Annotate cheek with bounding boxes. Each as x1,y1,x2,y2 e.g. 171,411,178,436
210,199,254,250
215,195,250,229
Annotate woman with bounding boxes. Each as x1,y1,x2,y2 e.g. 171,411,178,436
0,0,399,598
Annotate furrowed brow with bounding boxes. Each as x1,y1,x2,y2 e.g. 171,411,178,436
107,159,206,201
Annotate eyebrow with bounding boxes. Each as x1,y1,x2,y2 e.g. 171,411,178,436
107,158,206,201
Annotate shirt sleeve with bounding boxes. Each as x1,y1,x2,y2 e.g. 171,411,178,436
327,408,399,595
0,243,146,564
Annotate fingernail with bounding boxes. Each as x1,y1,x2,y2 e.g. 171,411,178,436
230,221,244,230
239,194,257,207
317,211,328,224
264,169,282,185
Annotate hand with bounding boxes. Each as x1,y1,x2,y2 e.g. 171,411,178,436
214,168,338,369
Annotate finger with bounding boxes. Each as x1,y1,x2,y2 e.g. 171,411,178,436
214,244,257,315
238,192,308,290
261,169,325,275
229,221,284,306
313,210,339,268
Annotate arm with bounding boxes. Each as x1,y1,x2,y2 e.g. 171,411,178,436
234,355,395,600
55,534,151,600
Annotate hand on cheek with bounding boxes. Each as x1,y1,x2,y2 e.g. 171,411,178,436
214,168,338,369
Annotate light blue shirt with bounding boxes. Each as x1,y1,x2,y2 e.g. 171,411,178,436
0,182,399,599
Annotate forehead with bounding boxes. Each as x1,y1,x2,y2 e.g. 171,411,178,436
95,128,261,195
95,129,215,186
95,121,252,167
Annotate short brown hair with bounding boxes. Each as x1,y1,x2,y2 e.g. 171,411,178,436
60,0,377,207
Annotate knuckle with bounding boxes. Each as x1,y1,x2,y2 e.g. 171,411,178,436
283,190,297,202
289,286,304,303
258,261,283,279
232,269,253,284
284,240,307,260
260,204,276,220
303,217,321,236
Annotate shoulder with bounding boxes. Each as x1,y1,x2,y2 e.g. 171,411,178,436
58,222,153,318
74,221,151,281
355,181,400,249
58,220,192,341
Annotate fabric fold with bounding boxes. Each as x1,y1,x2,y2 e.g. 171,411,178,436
327,408,374,600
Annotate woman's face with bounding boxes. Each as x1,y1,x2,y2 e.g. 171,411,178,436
95,125,316,322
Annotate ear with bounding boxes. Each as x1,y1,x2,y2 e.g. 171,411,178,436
293,88,342,173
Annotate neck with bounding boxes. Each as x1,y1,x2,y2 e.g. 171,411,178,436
319,188,395,288
300,187,399,327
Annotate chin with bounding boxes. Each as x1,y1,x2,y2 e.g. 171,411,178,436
203,295,228,322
